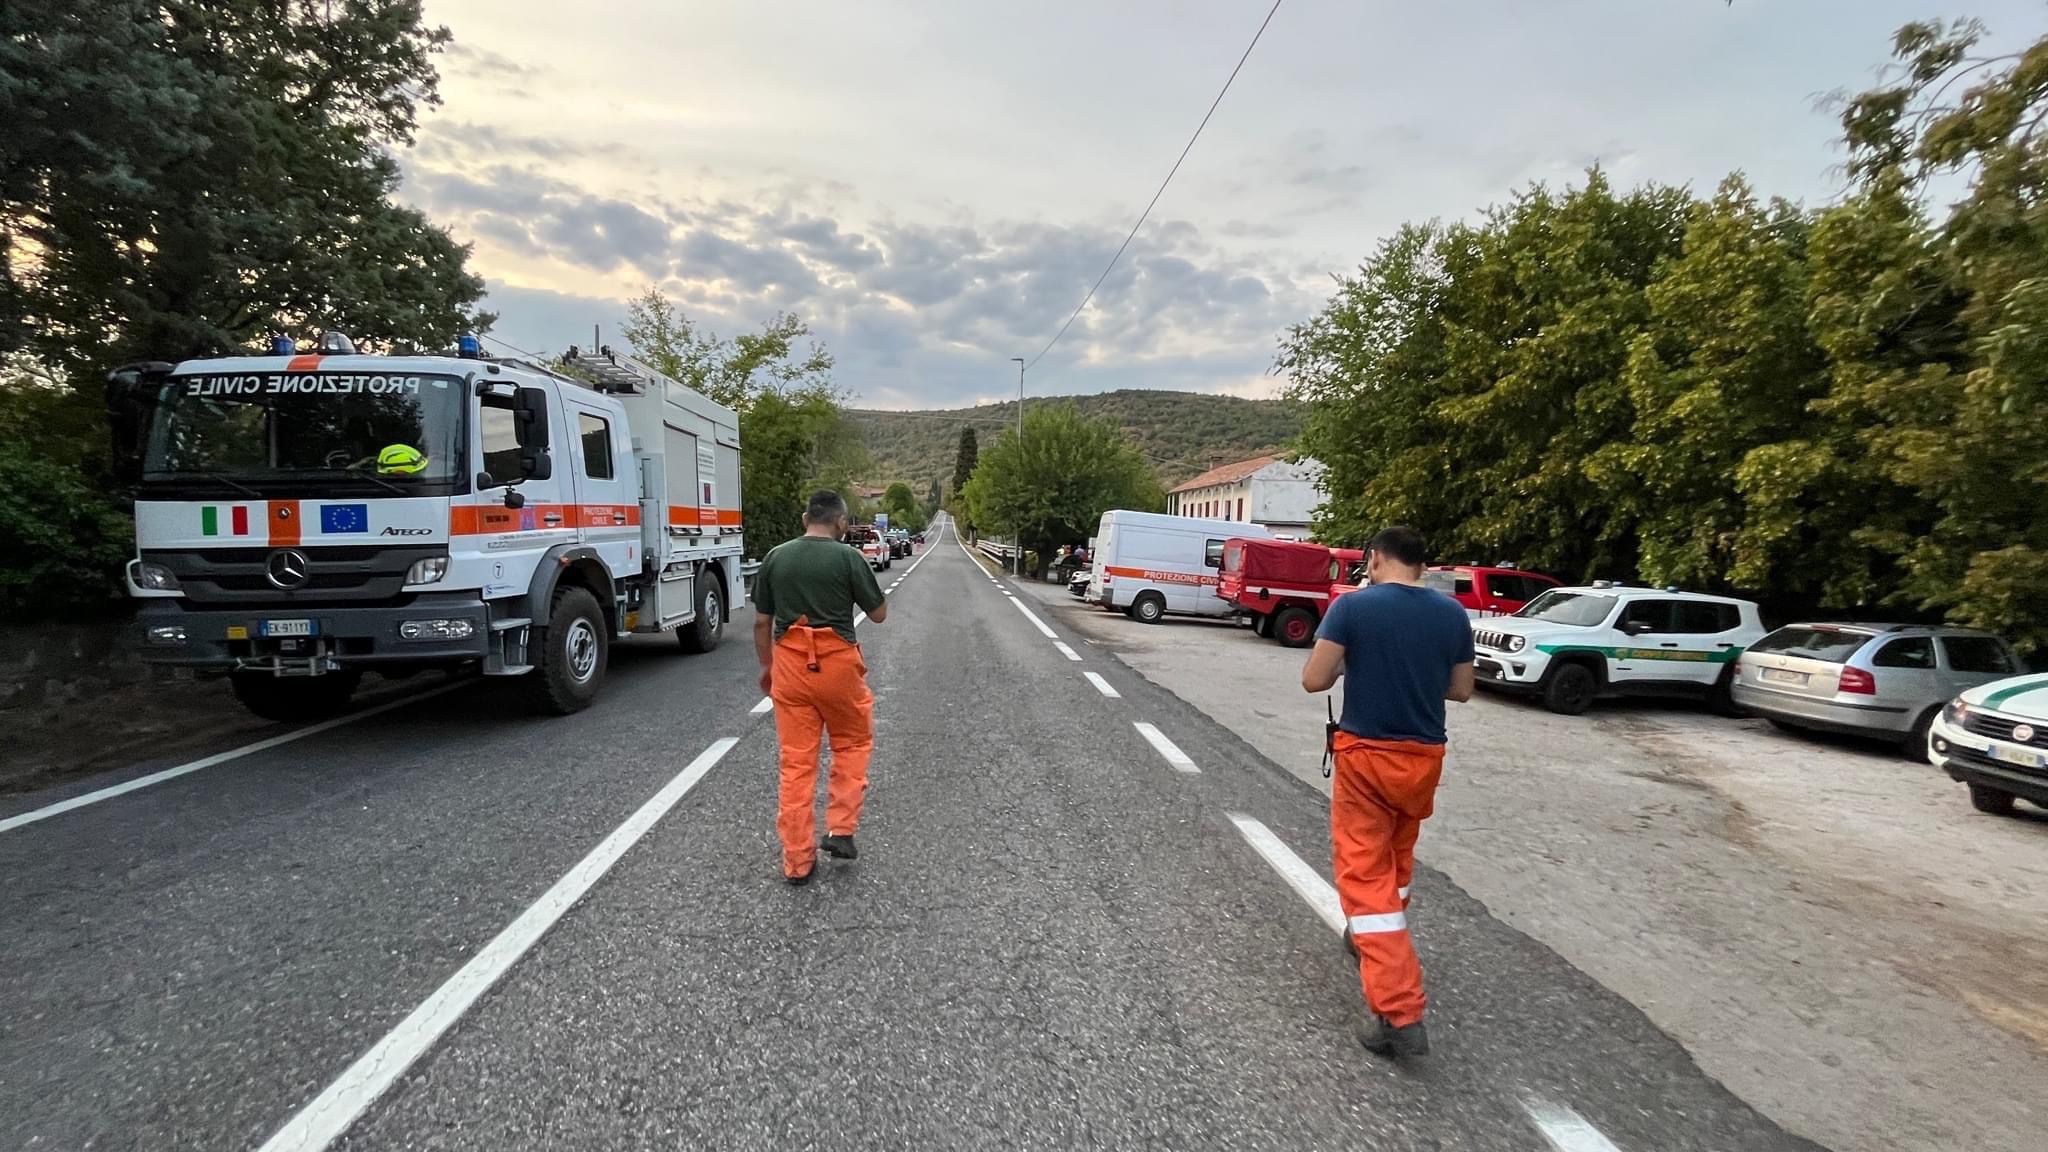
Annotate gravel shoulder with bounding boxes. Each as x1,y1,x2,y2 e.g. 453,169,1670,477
1013,573,2048,1152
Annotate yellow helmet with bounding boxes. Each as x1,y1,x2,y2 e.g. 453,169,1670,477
376,443,427,475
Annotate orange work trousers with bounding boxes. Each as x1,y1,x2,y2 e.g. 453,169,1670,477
772,622,874,877
1330,732,1444,1027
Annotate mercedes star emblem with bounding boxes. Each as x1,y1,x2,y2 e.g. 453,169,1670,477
265,548,311,589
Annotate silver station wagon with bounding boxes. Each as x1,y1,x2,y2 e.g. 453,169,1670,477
1732,623,2023,754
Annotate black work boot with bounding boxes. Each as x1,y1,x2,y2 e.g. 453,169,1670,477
821,834,858,860
1356,1015,1429,1058
785,864,815,887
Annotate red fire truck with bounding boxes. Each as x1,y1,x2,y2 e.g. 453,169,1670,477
1217,538,1365,647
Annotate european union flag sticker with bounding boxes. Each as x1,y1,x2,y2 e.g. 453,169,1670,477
321,503,370,534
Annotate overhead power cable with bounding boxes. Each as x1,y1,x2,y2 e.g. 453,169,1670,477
1023,0,1286,375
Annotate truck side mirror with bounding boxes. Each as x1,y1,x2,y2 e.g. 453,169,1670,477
520,448,552,482
103,361,175,488
513,386,550,449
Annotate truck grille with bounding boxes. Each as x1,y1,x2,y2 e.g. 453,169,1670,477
1964,712,2048,750
143,545,444,606
1475,629,1517,652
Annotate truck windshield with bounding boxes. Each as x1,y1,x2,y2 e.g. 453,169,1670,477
1514,590,1615,627
142,371,465,497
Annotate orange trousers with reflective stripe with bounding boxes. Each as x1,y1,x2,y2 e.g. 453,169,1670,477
1330,732,1444,1027
772,622,874,877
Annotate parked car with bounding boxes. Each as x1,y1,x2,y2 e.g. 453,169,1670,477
1733,623,2021,754
1426,564,1563,618
845,525,891,571
1471,582,1766,715
1927,672,2048,817
888,530,912,559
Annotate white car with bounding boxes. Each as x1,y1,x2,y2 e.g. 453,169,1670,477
1472,582,1767,715
1927,672,2048,816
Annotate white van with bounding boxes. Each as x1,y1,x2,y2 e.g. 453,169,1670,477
1087,510,1272,624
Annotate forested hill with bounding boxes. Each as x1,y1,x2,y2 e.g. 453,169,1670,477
849,389,1302,492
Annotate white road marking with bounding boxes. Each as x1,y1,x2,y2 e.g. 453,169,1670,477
0,680,468,836
256,736,741,1152
1133,721,1199,774
1228,814,1344,933
751,696,774,714
1522,1097,1623,1152
1007,597,1058,639
1083,671,1121,698
1054,642,1082,662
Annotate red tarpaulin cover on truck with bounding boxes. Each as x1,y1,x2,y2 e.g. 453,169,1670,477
1232,537,1337,587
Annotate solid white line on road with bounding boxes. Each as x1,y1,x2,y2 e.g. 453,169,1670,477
1007,596,1058,639
1083,671,1121,699
0,680,468,836
751,696,774,714
1054,642,1082,662
1133,721,1199,774
1521,1097,1623,1152
256,735,741,1152
1228,814,1344,933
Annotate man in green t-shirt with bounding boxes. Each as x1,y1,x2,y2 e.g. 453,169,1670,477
753,490,888,884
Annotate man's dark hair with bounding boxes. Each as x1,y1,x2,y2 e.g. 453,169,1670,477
804,489,849,526
1367,525,1428,569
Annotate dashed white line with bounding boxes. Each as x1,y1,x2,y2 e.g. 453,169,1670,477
1054,642,1082,662
0,680,468,836
256,736,741,1152
1083,671,1121,699
1007,596,1058,639
1132,722,1199,774
1522,1098,1623,1152
750,696,774,714
1227,814,1344,932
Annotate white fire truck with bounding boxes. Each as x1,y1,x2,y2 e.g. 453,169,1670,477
106,334,744,721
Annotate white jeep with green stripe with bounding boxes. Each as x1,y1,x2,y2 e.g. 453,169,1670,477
1927,672,2048,817
1470,583,1767,715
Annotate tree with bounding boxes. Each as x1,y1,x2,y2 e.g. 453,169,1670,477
880,481,926,532
622,288,832,410
2,0,491,386
952,428,979,499
960,403,1161,574
924,477,944,518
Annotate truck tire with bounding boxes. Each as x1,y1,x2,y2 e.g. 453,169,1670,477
230,670,362,724
1251,612,1273,639
1969,783,2017,815
677,571,723,654
523,585,607,715
1274,606,1318,648
1541,662,1597,716
1130,591,1166,625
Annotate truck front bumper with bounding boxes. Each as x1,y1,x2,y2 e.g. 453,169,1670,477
133,594,491,671
1928,713,2048,807
1474,650,1544,692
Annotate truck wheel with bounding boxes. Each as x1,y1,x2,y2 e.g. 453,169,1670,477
1274,606,1318,648
1131,592,1166,625
524,585,607,715
230,670,362,724
1969,784,2017,815
1541,662,1597,716
677,573,724,654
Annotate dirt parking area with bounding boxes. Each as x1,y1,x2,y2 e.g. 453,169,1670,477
1011,572,2048,1152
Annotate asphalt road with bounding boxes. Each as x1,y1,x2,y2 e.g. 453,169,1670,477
1,518,1824,1151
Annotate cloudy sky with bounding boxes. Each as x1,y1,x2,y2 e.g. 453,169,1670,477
404,0,2043,410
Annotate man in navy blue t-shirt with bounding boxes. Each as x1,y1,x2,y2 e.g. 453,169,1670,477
1301,525,1474,1059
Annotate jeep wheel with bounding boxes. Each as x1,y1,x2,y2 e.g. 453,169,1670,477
523,585,607,715
1969,784,2017,816
1541,662,1597,716
1131,592,1166,625
229,670,362,724
1274,606,1318,648
678,573,724,654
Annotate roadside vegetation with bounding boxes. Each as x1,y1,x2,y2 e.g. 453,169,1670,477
1285,19,2048,653
957,403,1163,574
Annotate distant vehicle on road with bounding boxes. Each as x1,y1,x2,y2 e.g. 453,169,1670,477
1087,510,1272,624
1425,564,1562,618
1927,672,2048,817
1471,583,1766,715
846,525,891,571
1734,623,2021,755
1217,537,1363,647
886,529,911,559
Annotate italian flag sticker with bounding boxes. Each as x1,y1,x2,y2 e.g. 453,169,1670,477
201,505,251,537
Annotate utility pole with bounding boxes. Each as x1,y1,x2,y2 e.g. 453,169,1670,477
1011,357,1026,576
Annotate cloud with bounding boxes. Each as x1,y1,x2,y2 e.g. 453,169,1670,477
405,166,678,279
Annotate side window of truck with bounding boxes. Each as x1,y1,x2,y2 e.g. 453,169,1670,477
1205,539,1226,568
577,412,614,480
479,395,528,483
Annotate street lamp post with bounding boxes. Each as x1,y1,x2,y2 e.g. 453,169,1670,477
1011,357,1026,576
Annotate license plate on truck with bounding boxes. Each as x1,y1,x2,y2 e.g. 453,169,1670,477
260,619,316,638
1990,743,2046,770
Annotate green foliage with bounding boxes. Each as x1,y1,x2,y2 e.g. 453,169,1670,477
622,288,833,411
960,403,1162,571
1283,19,2048,652
0,377,132,617
881,481,926,532
952,427,978,503
855,390,1301,498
